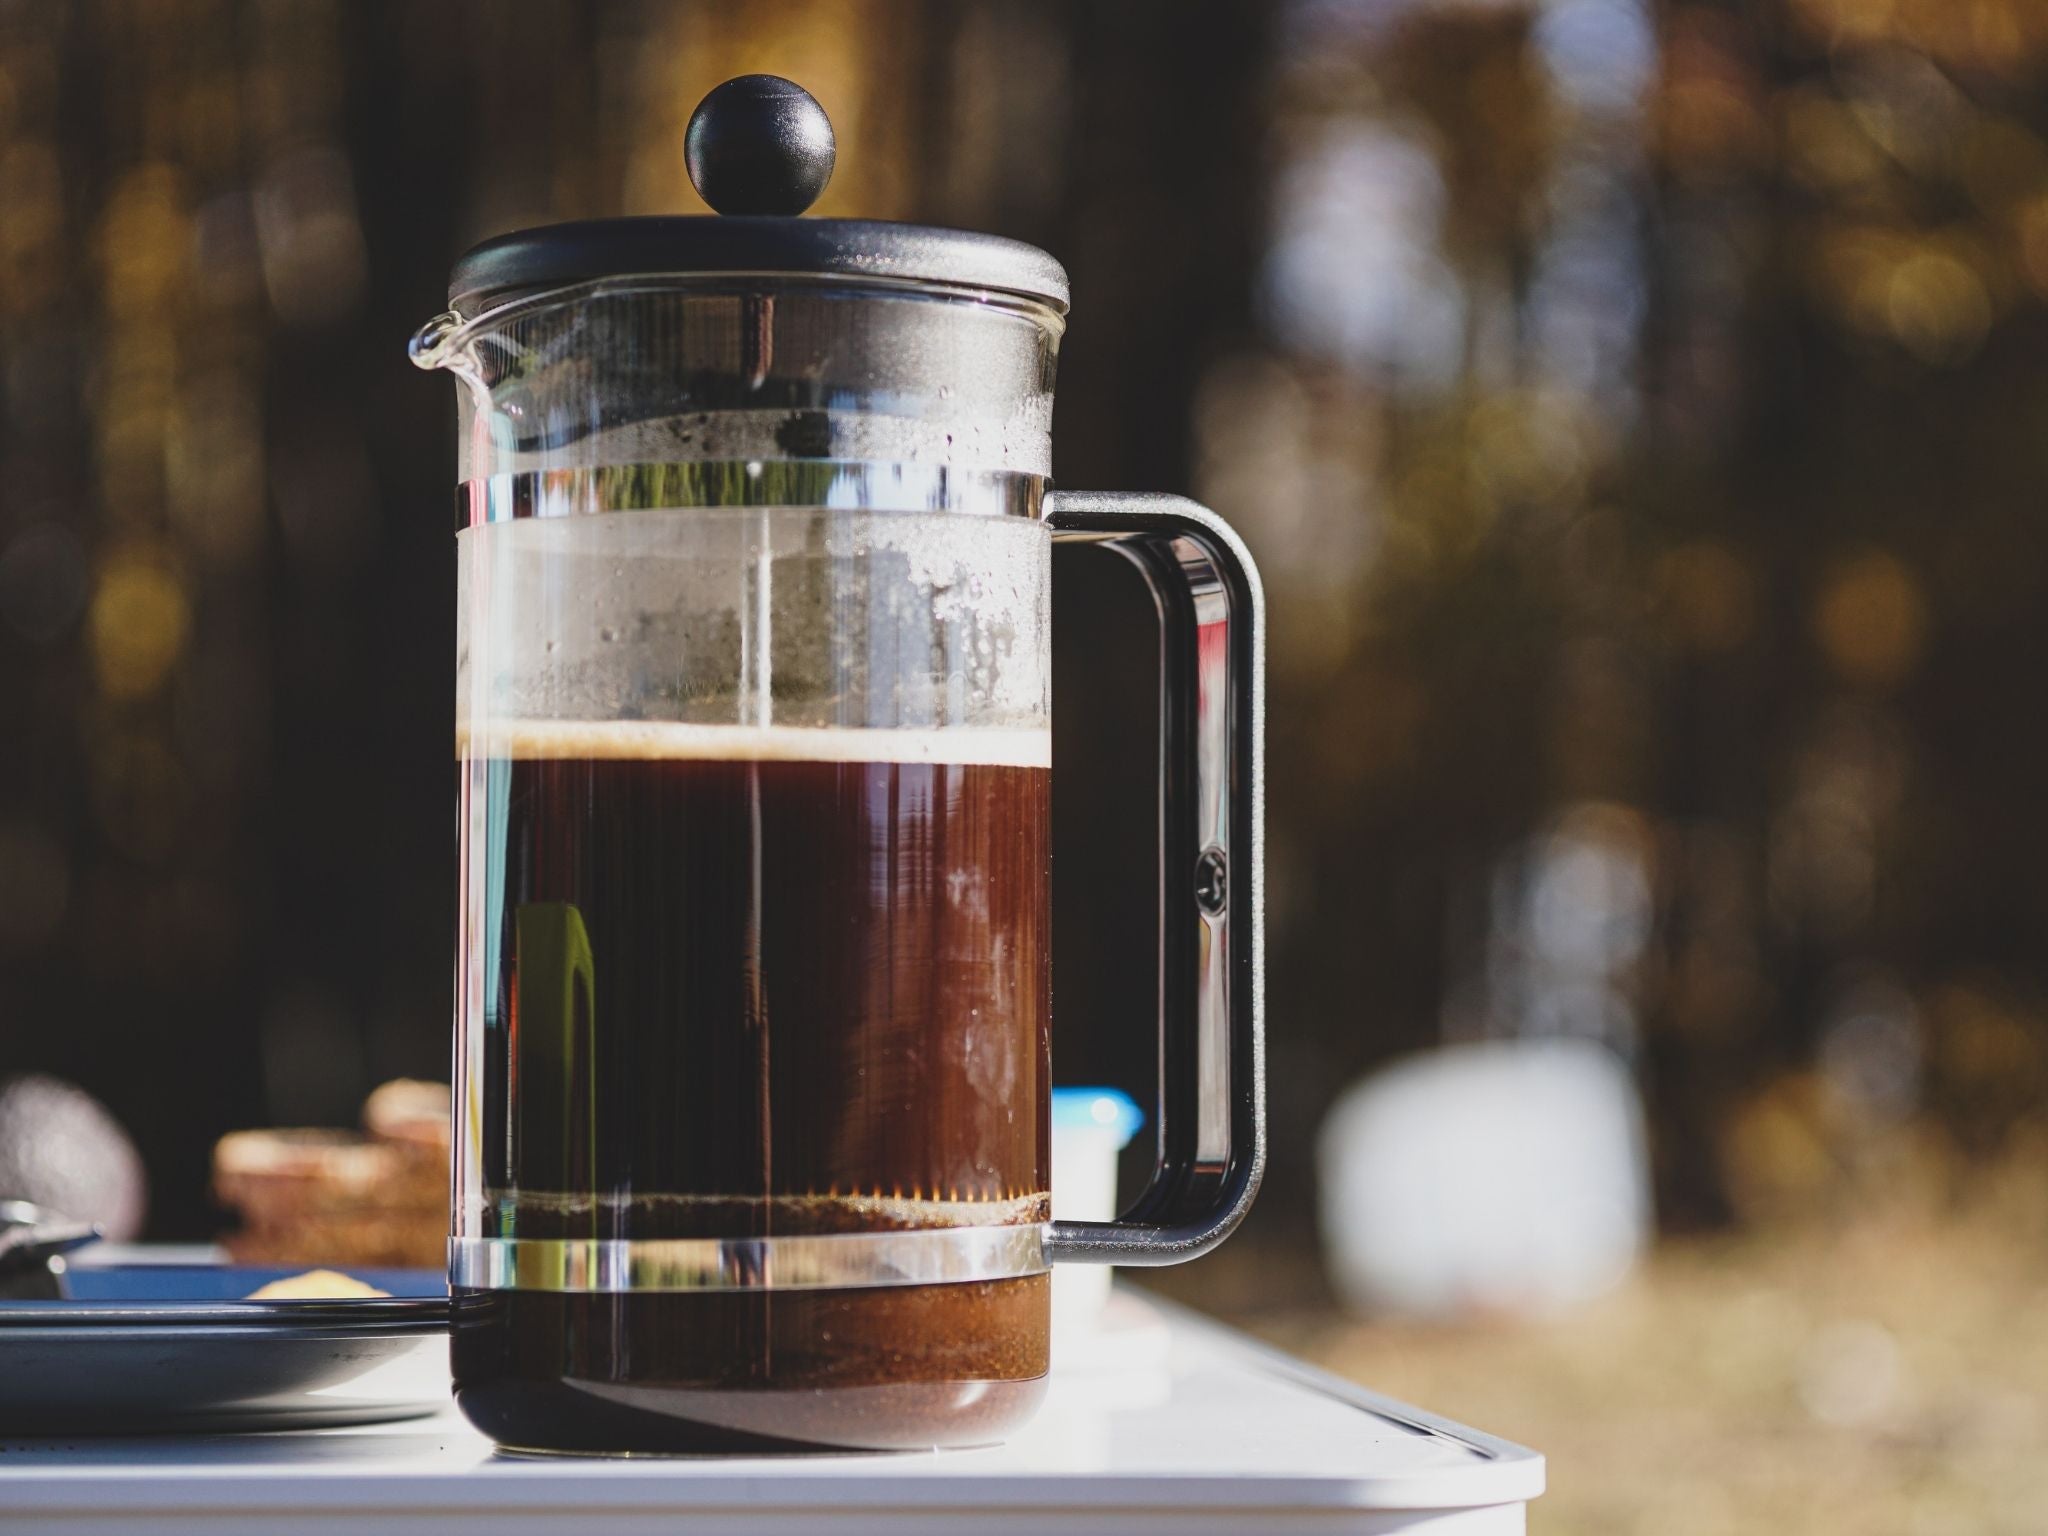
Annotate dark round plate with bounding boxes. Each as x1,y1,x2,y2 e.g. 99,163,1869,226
0,1265,450,1435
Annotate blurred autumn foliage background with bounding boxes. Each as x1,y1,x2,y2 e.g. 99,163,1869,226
4,0,2048,1528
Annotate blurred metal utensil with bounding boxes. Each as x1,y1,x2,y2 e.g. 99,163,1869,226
0,1200,103,1300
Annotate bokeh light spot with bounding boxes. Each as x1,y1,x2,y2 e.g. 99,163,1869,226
1812,550,1927,687
90,550,192,700
1885,249,1992,365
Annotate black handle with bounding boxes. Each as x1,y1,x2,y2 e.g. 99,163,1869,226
1045,493,1266,1265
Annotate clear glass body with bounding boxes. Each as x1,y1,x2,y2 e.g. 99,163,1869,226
422,277,1065,1452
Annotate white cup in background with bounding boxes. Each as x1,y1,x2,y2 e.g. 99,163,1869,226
1050,1087,1144,1337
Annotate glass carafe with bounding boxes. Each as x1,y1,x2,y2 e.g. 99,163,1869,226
411,76,1263,1455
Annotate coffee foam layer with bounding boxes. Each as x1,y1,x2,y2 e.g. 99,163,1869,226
476,1188,1052,1231
456,718,1052,769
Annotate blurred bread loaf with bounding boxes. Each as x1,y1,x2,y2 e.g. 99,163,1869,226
363,1078,449,1157
214,1080,449,1268
245,1268,391,1300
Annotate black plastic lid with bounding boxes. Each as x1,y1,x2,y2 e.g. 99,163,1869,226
449,216,1069,315
447,75,1069,316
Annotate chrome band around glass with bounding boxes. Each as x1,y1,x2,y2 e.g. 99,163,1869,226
448,1224,1050,1294
459,460,1042,528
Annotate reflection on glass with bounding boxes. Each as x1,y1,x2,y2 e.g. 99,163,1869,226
513,901,596,1203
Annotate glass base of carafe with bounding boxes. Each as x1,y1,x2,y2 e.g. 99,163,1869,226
464,1376,1050,1456
450,1276,1051,1455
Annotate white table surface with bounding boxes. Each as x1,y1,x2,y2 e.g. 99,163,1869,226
0,1289,1543,1535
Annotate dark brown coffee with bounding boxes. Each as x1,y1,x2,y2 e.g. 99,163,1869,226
451,722,1052,1453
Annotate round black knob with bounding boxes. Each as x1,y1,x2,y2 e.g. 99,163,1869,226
685,75,836,217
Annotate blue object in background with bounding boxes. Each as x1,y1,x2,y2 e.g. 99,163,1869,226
1051,1087,1145,1148
61,1266,446,1301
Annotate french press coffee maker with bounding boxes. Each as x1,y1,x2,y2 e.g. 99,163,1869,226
411,76,1264,1454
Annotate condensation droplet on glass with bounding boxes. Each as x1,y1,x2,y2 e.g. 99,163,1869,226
599,627,618,643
